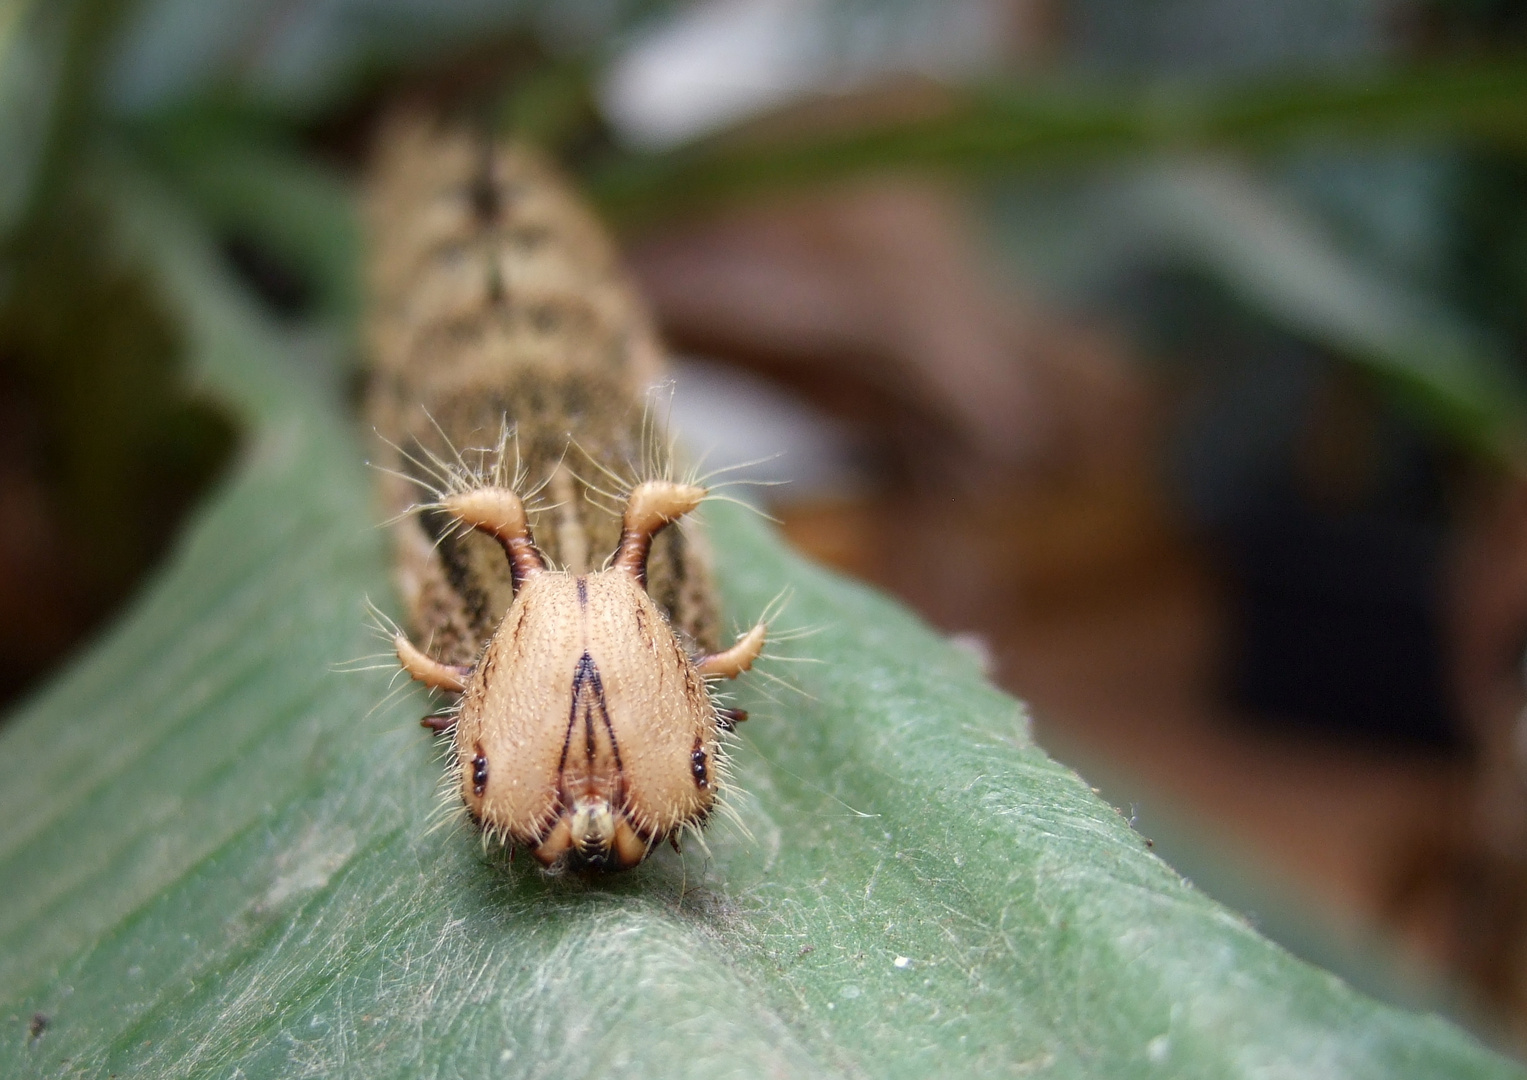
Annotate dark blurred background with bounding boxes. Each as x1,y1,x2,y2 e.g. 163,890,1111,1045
8,0,1527,1052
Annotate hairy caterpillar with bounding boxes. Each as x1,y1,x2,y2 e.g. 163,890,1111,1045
365,113,765,870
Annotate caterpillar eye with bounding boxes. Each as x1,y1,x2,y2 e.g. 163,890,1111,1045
471,748,489,797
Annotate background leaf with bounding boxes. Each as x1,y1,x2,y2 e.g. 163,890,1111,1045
985,159,1527,460
0,152,1520,1079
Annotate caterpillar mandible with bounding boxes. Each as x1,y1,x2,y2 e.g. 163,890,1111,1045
365,112,765,870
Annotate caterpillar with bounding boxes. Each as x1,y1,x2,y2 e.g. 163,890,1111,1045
365,112,765,871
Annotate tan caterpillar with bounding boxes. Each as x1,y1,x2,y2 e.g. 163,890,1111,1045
365,113,765,870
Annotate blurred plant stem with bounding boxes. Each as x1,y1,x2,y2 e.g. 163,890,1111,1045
591,61,1527,224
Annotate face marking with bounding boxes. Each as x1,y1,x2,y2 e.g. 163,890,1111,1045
557,650,624,776
576,575,588,608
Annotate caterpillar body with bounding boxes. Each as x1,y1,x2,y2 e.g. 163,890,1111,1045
365,114,764,871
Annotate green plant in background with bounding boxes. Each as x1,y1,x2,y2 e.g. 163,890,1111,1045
6,0,1527,1075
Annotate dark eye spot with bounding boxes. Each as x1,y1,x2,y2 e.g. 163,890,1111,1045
690,740,708,790
472,745,489,797
468,175,499,220
510,225,549,252
529,304,561,333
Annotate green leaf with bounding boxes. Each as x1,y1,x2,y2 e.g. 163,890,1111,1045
0,0,136,251
0,0,67,242
0,158,1521,1080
